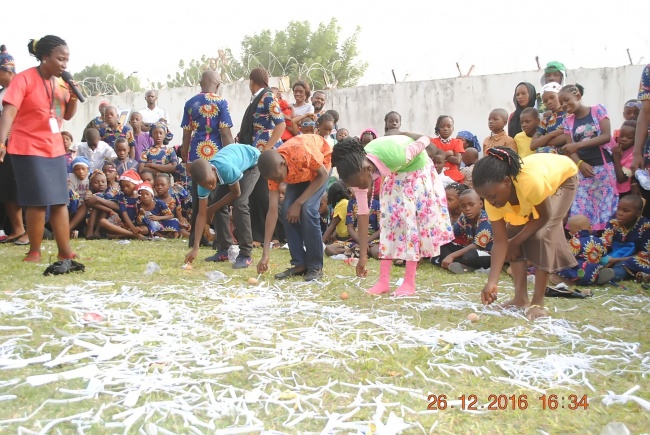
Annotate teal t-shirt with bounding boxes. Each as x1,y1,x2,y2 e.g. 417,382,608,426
363,135,428,173
197,144,260,198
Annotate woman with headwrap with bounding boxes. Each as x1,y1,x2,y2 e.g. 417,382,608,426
0,49,28,245
508,82,537,138
0,36,81,264
235,67,285,250
456,130,481,152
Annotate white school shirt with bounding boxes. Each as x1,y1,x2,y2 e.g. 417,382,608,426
138,106,167,124
75,141,117,172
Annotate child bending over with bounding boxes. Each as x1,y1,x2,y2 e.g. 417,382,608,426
332,134,453,296
473,147,578,319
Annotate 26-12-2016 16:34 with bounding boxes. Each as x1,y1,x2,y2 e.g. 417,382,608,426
427,394,589,411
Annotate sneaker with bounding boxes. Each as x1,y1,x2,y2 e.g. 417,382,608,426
304,269,323,282
205,249,229,262
448,262,467,274
274,267,307,280
232,256,252,269
596,267,615,285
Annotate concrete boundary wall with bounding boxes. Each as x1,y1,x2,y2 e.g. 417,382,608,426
64,65,645,147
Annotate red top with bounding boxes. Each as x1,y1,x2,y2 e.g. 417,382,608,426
269,134,332,191
431,137,465,182
3,67,70,158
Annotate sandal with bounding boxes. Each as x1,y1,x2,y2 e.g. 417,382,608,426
274,267,307,280
393,259,406,267
0,232,26,244
23,251,42,263
544,284,593,299
57,252,79,261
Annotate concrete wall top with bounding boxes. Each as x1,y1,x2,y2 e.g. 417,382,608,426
63,65,646,149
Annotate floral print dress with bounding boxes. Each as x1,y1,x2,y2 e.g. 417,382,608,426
555,230,608,285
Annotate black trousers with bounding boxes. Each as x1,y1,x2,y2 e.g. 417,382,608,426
432,242,491,269
212,167,259,257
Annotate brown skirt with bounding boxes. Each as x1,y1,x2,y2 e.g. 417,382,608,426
507,175,578,273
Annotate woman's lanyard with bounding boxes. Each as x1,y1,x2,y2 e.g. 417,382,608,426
37,66,59,133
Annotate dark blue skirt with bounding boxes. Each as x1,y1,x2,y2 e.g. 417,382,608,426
11,154,69,207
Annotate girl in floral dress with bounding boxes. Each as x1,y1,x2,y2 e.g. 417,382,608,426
331,134,453,297
559,84,618,232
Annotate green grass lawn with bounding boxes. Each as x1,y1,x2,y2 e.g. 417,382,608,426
0,239,648,434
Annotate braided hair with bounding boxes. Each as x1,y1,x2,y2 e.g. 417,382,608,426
445,182,469,195
560,83,585,97
434,115,453,136
331,137,367,181
327,181,350,207
27,35,67,61
472,146,523,187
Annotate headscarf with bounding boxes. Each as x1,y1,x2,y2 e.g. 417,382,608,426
70,156,90,169
509,82,536,138
456,131,481,152
540,82,562,95
0,52,16,74
360,128,378,140
540,61,567,86
118,169,142,185
137,181,155,196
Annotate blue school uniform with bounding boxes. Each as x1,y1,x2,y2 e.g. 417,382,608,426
601,216,650,280
452,210,494,251
180,93,234,162
346,198,380,234
140,146,178,167
136,199,180,235
556,230,608,285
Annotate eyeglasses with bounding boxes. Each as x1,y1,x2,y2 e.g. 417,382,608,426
302,121,317,127
625,101,642,109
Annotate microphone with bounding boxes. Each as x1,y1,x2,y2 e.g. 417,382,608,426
61,71,85,103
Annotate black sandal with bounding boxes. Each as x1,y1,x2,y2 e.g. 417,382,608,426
0,232,26,244
274,267,307,280
545,285,592,299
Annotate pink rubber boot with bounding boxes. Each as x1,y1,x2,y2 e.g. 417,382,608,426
394,260,417,296
367,260,391,295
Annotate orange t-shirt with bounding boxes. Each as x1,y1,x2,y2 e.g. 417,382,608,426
3,67,70,158
268,134,332,191
431,137,465,182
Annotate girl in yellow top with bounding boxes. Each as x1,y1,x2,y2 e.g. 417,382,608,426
473,147,578,320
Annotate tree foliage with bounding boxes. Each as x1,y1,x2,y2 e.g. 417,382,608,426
165,19,366,90
73,64,143,96
162,49,244,89
239,19,367,90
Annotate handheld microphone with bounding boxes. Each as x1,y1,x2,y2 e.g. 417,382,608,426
61,71,85,103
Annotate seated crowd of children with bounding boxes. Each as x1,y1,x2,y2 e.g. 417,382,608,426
16,60,650,290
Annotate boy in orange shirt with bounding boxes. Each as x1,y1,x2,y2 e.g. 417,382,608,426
483,109,517,152
257,134,332,281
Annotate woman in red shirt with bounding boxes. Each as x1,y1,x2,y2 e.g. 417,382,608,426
0,35,79,263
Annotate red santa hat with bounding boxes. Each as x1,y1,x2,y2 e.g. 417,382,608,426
118,169,142,186
137,181,155,196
